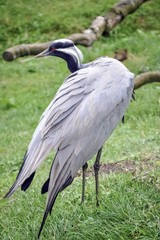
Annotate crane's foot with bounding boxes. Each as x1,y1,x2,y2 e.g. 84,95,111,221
94,147,103,207
81,162,88,204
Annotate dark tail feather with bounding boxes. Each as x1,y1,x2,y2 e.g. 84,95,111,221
41,178,50,194
4,151,28,198
38,175,73,239
21,172,36,191
50,175,73,214
59,175,73,192
37,192,58,240
41,151,58,196
5,171,36,198
38,146,74,238
122,116,125,124
41,171,71,195
16,150,28,179
132,90,135,101
4,182,17,198
38,212,47,240
41,152,59,195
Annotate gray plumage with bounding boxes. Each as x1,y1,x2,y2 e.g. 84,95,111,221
5,39,134,238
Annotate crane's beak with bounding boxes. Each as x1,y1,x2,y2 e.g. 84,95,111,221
20,48,53,63
35,49,50,58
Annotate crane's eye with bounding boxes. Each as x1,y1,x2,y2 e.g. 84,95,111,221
49,46,56,52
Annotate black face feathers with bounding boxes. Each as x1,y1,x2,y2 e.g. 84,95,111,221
49,39,74,51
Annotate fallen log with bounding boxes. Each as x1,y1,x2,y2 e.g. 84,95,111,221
2,0,149,61
2,42,52,62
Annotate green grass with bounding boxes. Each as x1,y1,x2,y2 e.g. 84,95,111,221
0,0,160,239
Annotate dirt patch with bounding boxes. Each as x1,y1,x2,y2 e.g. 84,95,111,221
77,154,160,177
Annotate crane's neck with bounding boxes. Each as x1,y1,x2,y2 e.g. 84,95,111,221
65,54,82,73
58,54,91,73
54,47,83,73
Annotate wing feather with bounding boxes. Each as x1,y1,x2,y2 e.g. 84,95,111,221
5,67,93,197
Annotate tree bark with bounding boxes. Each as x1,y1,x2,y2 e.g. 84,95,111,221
134,71,160,90
2,0,149,61
2,42,53,62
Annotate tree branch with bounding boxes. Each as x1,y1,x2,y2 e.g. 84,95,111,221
134,71,160,89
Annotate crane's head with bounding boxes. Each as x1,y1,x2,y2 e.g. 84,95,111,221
35,39,83,73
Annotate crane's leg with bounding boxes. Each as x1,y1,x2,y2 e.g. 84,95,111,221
81,162,88,203
94,147,103,207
